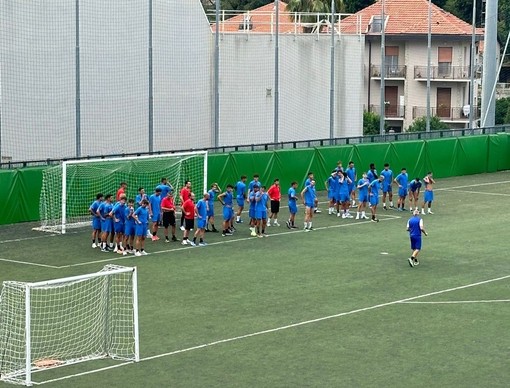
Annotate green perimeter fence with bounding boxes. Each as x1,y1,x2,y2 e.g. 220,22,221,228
2,134,509,225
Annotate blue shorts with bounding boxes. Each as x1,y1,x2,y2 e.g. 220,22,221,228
305,202,315,209
398,188,407,197
327,191,335,200
255,210,267,220
197,218,207,229
124,222,135,237
151,212,160,223
348,184,355,194
410,236,422,250
424,190,434,202
101,219,113,233
383,184,392,194
249,207,256,219
223,207,234,221
339,192,350,203
359,192,368,203
114,221,124,234
92,217,101,230
135,223,148,237
369,195,379,207
334,193,341,202
236,197,245,207
288,203,297,215
207,208,214,217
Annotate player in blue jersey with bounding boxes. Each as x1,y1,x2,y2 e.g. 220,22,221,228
97,194,114,252
368,176,383,222
156,177,173,199
286,181,299,229
235,175,247,223
406,209,428,267
248,185,259,236
148,188,162,241
133,198,150,256
408,177,422,212
367,163,378,183
193,192,209,246
254,186,269,237
355,173,370,220
380,163,394,210
248,174,262,193
110,195,127,255
346,161,357,207
123,199,136,254
421,172,436,215
301,179,317,231
135,187,148,209
89,193,104,248
325,170,338,215
206,182,221,233
218,184,235,237
305,172,321,213
338,171,353,218
394,167,409,211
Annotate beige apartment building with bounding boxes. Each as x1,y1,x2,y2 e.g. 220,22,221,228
341,0,485,132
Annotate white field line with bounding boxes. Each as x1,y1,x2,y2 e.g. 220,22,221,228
0,258,60,269
35,273,510,386
440,188,510,197
435,180,510,191
57,213,402,268
400,299,510,304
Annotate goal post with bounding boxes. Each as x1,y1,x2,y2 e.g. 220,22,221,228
36,151,208,234
0,265,139,386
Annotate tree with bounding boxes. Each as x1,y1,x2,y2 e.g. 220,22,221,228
363,110,386,135
286,0,345,21
495,97,510,125
406,116,450,132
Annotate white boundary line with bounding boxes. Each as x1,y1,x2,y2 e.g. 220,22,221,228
435,180,510,191
35,273,510,386
0,258,60,269
400,299,510,304
440,189,510,197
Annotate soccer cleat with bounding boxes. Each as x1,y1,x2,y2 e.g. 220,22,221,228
222,231,233,236
235,219,243,224
180,225,185,231
371,217,379,222
135,251,142,257
341,213,346,219
267,223,271,227
189,241,196,247
165,238,170,243
212,228,219,233
205,229,211,233
346,213,353,219
257,234,264,238
314,209,322,213
146,231,153,238
383,205,387,210
337,212,341,217
122,250,127,256
171,236,178,242
250,231,258,237
274,222,280,227
304,228,310,232
402,208,407,212
113,246,118,253
199,242,207,246
421,210,426,215
181,240,188,245
355,214,360,220
291,225,299,229
262,233,269,237
101,247,108,253
141,250,148,255
408,257,414,267
308,227,314,231
414,260,420,266
428,210,434,215
286,220,291,229
92,243,97,248
151,236,157,242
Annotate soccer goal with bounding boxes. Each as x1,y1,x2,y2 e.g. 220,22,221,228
0,265,139,386
35,150,208,234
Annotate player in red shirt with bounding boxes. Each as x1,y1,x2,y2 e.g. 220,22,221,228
116,182,127,201
161,191,177,242
181,192,196,246
267,178,281,227
179,181,192,231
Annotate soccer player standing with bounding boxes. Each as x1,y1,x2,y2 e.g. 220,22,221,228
110,195,127,254
89,193,103,248
181,193,196,245
286,181,299,229
301,179,317,231
267,178,281,227
116,182,127,202
368,176,384,222
346,161,357,207
179,181,192,231
97,194,114,252
161,191,177,242
156,177,173,198
406,209,428,267
206,183,221,232
394,167,409,211
408,177,422,212
421,172,436,215
356,173,370,220
380,163,394,210
133,199,150,256
218,185,235,237
148,188,162,241
193,192,209,246
235,175,247,224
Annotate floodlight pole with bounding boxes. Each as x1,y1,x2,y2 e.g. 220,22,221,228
480,0,498,127
426,0,431,132
329,0,335,141
379,0,385,136
274,0,280,144
469,0,477,132
214,0,220,147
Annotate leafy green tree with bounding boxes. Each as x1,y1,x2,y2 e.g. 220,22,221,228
286,0,345,21
406,116,450,132
363,110,385,135
495,97,510,125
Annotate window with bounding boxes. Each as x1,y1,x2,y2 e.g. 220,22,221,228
438,47,452,77
385,46,399,75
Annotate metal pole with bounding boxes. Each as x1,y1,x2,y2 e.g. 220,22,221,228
75,0,81,157
426,0,431,132
480,0,498,127
214,0,220,147
469,0,476,132
379,0,385,135
274,0,279,144
329,0,335,141
148,0,154,152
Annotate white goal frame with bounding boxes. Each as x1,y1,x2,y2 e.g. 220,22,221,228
0,265,139,386
38,150,208,234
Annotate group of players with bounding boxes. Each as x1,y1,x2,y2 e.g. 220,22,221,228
88,160,436,257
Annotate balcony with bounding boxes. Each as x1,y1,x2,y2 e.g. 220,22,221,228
414,66,471,81
369,104,405,119
412,106,480,121
370,65,406,79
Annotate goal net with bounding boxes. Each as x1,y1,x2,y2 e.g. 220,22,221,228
0,265,139,386
36,151,208,233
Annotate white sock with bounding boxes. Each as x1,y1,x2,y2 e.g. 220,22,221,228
308,222,312,228
274,219,278,223
236,216,240,221
390,201,393,207
362,211,366,217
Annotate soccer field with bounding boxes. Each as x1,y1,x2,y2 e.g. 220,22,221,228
0,171,509,387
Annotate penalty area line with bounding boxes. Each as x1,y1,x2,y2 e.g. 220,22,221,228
35,274,510,385
0,258,60,269
400,299,510,304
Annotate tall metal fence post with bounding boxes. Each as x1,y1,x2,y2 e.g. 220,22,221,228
148,0,154,152
75,0,81,157
274,0,280,145
214,0,220,148
329,1,335,142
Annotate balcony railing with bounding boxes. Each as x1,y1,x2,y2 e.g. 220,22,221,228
369,104,405,118
414,66,472,80
412,106,480,120
370,65,406,78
